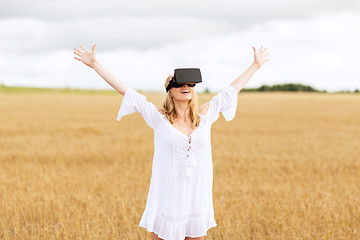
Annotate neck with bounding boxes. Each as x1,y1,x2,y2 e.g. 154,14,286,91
173,99,190,121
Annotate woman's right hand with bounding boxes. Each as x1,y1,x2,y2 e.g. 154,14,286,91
74,44,97,68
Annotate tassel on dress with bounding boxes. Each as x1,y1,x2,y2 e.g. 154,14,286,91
183,154,197,177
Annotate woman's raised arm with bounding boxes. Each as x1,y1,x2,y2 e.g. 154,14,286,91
74,44,128,95
230,46,269,93
199,46,269,115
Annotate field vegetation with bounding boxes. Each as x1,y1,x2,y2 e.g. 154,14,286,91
0,89,359,239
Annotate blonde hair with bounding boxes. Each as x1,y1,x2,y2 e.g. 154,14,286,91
160,74,201,128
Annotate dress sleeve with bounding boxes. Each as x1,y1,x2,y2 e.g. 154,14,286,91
205,85,238,125
116,87,161,129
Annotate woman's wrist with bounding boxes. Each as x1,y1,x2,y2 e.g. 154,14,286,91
252,61,261,69
91,60,100,69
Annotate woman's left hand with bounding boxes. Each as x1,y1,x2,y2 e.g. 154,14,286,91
252,46,269,69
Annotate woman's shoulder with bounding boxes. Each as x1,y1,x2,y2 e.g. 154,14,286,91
199,102,210,116
155,105,165,115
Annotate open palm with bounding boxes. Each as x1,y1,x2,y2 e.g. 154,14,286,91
252,46,269,68
74,44,97,68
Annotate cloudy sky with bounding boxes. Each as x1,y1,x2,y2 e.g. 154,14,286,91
0,0,359,92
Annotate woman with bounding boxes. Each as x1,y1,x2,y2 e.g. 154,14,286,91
74,44,269,240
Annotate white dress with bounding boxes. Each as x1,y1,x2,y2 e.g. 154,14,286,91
116,85,238,240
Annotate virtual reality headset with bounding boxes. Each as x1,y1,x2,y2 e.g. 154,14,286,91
166,68,202,92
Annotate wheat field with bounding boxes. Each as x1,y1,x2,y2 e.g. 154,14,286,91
0,90,359,239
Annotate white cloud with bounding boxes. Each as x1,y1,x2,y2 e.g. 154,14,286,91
0,16,234,54
0,5,359,92
1,0,359,21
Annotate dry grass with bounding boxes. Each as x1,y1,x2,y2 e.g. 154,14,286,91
0,91,359,239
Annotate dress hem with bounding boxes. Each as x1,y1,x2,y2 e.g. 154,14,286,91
139,210,217,240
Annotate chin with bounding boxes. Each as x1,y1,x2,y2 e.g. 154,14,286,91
174,92,193,101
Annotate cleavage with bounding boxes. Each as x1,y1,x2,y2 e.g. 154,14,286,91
171,119,198,136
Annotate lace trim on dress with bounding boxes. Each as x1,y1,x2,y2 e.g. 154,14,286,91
169,116,207,178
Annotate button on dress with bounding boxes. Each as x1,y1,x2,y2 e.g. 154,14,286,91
116,85,238,240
